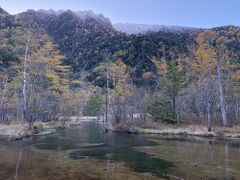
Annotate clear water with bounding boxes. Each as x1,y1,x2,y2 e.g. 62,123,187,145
0,122,240,180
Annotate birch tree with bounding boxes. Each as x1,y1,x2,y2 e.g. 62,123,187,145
22,29,30,123
192,30,218,130
194,30,228,127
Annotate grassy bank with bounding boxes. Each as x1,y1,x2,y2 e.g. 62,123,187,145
111,122,240,139
0,122,61,141
1,118,240,141
0,124,29,141
0,117,99,141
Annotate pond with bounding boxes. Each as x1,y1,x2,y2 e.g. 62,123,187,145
0,122,240,180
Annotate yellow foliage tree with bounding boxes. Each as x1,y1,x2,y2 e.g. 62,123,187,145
31,39,69,92
109,59,132,100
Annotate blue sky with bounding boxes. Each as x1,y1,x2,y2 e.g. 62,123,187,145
0,0,239,28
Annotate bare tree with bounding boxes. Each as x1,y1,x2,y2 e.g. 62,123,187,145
104,53,110,131
23,29,30,123
0,77,8,123
216,45,228,127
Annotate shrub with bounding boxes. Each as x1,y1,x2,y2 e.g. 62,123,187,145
147,96,177,123
83,93,102,116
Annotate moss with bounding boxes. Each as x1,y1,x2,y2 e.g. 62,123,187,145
202,133,215,137
128,127,138,134
216,131,225,139
160,132,169,135
25,130,33,137
177,131,188,136
43,121,64,130
236,135,240,138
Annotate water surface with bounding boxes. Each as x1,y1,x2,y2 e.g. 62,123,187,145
0,122,240,180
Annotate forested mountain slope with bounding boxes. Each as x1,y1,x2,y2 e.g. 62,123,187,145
1,7,239,86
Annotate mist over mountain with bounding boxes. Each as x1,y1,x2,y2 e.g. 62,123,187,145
37,9,202,34
38,9,112,26
113,23,202,34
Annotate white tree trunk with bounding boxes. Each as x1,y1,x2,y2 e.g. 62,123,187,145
216,61,227,126
207,101,211,131
1,77,8,122
236,99,239,121
23,30,30,121
206,75,213,131
1,77,8,107
105,56,110,131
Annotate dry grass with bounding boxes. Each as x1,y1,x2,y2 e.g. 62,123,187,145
112,120,240,139
0,117,98,141
0,123,28,140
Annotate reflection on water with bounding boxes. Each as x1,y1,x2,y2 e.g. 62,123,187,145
136,135,240,180
0,122,240,180
34,123,173,178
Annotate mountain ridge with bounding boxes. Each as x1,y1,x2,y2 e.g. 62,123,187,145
2,7,239,34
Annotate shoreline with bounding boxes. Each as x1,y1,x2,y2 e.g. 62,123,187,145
0,124,29,141
0,117,99,141
1,119,240,141
110,124,240,139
